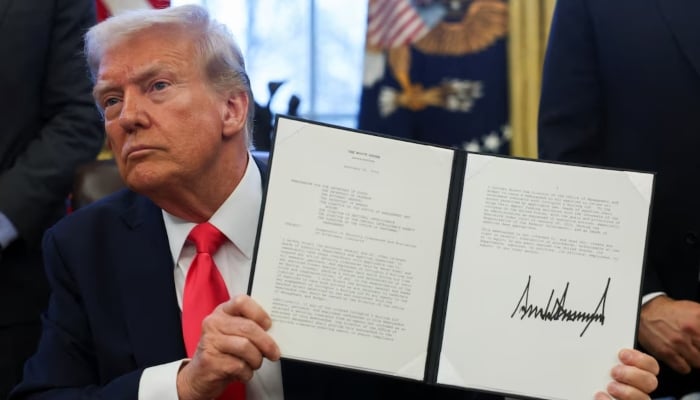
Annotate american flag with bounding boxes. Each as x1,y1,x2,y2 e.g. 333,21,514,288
366,0,430,49
96,0,170,22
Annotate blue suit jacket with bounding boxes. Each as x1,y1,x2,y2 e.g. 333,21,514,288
538,0,700,396
11,159,490,400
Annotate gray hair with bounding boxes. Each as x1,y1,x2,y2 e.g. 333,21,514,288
85,4,254,142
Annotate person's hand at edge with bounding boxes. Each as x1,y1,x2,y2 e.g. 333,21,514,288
594,348,659,400
639,295,700,373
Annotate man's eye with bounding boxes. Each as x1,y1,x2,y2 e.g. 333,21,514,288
152,81,169,91
104,97,120,107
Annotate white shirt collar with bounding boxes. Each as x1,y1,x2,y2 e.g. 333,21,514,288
162,153,262,264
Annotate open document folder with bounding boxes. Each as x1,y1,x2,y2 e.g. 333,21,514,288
249,116,655,400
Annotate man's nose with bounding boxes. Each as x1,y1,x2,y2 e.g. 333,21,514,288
118,92,149,132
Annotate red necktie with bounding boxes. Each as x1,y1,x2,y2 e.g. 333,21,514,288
181,222,246,400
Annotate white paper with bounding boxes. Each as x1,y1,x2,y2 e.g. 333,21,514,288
437,154,653,400
251,117,454,379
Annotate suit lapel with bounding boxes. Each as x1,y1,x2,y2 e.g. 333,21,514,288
656,0,700,78
116,194,186,366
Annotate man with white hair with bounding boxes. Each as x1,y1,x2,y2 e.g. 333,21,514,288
12,5,658,400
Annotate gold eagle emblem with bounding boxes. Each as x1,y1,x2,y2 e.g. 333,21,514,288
414,0,508,56
383,0,508,113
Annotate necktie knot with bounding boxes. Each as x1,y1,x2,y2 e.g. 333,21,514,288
188,222,226,254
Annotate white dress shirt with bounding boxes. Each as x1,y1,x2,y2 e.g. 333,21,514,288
138,153,284,400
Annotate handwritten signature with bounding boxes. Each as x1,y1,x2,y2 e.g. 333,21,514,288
510,275,610,337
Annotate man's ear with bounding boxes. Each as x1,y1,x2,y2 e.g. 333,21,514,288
222,91,249,138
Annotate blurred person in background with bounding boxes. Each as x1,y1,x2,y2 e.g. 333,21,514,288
538,0,700,397
0,0,104,397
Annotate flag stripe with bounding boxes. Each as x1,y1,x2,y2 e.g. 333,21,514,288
384,5,418,42
366,0,428,48
368,0,406,36
390,18,430,46
367,0,394,34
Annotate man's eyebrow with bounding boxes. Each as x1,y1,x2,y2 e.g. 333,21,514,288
92,81,115,101
92,65,172,100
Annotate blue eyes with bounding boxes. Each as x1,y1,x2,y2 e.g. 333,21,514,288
152,81,169,91
104,97,120,108
102,81,170,109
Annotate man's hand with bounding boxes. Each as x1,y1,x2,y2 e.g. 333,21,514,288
176,295,280,400
595,349,659,400
638,295,700,373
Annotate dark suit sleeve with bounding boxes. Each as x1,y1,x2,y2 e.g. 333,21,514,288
0,0,103,245
537,0,604,164
9,229,142,400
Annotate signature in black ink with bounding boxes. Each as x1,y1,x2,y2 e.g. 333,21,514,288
510,275,610,337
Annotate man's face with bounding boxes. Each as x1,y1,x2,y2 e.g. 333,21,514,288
93,26,232,196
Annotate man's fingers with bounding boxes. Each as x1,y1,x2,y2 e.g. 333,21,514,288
618,349,659,375
215,333,270,371
594,391,613,400
608,349,658,398
605,381,651,400
197,344,256,382
610,364,657,395
687,337,700,369
638,297,700,373
213,297,280,361
207,315,280,363
222,295,272,329
682,348,700,370
658,350,691,374
638,321,691,374
188,311,276,391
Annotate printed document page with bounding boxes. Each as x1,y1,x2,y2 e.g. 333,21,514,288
251,117,454,379
437,154,653,399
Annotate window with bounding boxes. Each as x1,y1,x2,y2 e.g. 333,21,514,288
172,0,368,129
